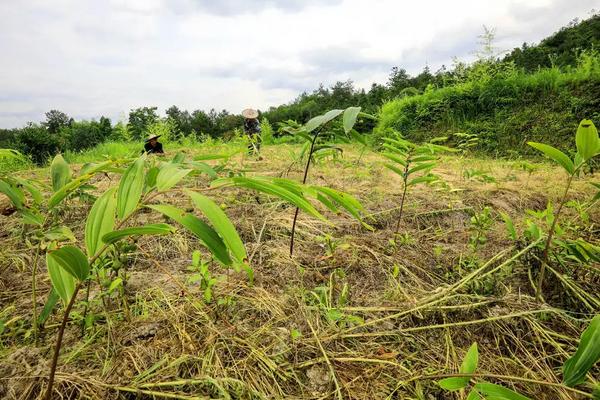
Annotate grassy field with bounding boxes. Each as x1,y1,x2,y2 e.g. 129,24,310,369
0,142,599,399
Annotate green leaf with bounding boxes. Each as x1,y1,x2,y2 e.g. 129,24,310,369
438,377,470,391
50,154,71,193
145,166,159,192
343,107,361,134
563,315,600,387
474,382,530,400
46,244,76,304
213,177,327,222
12,177,43,205
147,204,232,266
44,226,76,242
528,142,574,174
438,342,478,391
102,223,176,245
408,162,436,175
304,115,325,133
466,390,482,400
461,343,479,374
312,186,372,230
85,188,117,257
576,119,599,161
384,163,406,177
188,161,217,178
407,175,438,186
48,174,93,209
117,157,145,220
349,129,367,146
321,109,344,126
48,245,90,282
382,152,408,167
37,289,59,326
304,109,343,133
156,164,192,192
187,191,247,264
500,212,517,241
21,210,44,226
0,179,24,209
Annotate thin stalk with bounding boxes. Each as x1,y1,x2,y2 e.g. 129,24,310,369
289,130,321,256
31,245,41,343
80,279,91,338
394,162,410,235
43,282,82,400
535,173,574,301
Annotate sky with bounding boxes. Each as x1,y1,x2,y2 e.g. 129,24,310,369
0,0,597,128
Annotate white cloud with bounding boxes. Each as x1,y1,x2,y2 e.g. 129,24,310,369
0,0,596,127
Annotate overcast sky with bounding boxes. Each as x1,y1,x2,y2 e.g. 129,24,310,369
0,0,596,128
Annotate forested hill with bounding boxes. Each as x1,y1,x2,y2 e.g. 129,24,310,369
503,13,600,71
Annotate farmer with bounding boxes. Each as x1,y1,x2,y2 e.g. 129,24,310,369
142,134,165,155
242,108,261,156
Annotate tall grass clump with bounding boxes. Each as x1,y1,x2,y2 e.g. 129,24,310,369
63,141,140,164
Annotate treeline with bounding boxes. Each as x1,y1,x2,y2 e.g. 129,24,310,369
1,13,598,164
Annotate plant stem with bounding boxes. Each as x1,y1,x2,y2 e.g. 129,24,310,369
289,130,320,256
31,245,41,344
535,173,574,301
43,282,82,400
394,163,410,235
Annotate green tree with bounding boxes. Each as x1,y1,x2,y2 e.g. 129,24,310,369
127,107,159,141
44,110,71,134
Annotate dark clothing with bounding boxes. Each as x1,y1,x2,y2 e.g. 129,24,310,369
244,119,261,134
244,119,261,155
143,141,164,154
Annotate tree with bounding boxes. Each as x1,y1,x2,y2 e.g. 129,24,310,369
387,67,412,98
190,110,213,136
16,123,65,164
128,107,159,141
166,105,192,137
44,110,71,134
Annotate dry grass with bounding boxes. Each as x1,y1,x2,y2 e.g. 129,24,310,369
0,144,599,399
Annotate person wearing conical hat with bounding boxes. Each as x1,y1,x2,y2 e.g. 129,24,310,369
242,108,261,156
142,134,165,155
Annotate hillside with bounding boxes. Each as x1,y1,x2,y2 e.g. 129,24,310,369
375,52,600,156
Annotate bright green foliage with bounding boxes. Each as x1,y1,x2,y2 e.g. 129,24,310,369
343,107,361,134
46,244,76,304
156,163,192,192
147,204,232,266
85,188,117,257
527,142,575,174
438,343,478,391
213,177,326,221
116,156,145,220
187,250,218,303
382,133,449,187
187,191,247,264
47,246,90,282
102,223,176,245
473,382,531,400
563,315,600,387
213,176,370,228
50,154,71,192
575,119,599,161
0,179,25,209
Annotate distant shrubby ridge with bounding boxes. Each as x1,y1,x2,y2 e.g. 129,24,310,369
1,13,598,164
